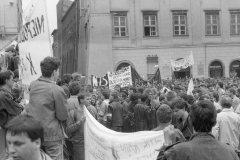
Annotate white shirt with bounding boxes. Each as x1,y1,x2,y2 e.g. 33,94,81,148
212,108,240,149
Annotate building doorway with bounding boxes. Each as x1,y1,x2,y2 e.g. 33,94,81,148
209,61,223,78
230,60,240,78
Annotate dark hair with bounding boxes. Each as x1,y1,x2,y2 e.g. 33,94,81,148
62,74,72,85
172,99,188,110
220,96,232,108
140,94,148,102
166,91,176,102
190,100,216,132
110,91,119,101
69,82,80,96
120,91,128,99
102,90,110,99
218,82,224,88
78,93,85,104
228,88,236,95
0,70,14,86
156,104,173,124
61,85,70,98
40,57,60,78
179,92,189,102
129,93,139,102
212,92,219,102
13,69,19,79
5,115,44,143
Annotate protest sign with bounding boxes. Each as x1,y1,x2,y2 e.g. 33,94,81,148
187,78,194,95
171,52,194,71
108,66,132,90
84,107,164,160
18,0,52,85
91,74,108,87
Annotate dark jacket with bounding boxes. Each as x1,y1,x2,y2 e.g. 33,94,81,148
134,103,148,131
163,133,239,160
109,101,124,127
0,88,22,127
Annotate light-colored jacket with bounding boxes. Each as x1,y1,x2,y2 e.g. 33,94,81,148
28,77,68,141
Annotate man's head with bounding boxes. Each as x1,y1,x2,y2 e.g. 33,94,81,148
0,70,14,89
220,96,232,109
6,115,44,160
156,104,173,124
172,99,188,120
78,93,86,105
166,91,177,102
110,91,119,101
227,88,236,98
69,81,81,96
190,100,216,133
217,82,224,89
40,57,60,81
62,73,72,85
71,72,82,82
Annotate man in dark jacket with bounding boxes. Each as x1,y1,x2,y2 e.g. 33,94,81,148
109,91,124,132
160,100,239,160
0,70,22,159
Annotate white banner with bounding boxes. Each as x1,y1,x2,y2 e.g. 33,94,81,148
108,66,132,90
84,107,164,160
171,52,194,71
18,0,52,85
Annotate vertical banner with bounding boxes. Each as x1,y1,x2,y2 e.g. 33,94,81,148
108,66,132,90
18,0,52,85
84,107,164,160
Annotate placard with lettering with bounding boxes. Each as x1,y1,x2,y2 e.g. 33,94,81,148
108,66,132,90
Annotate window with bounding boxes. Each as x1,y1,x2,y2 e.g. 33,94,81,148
143,12,158,37
205,11,220,36
112,12,128,37
230,10,240,35
172,10,188,36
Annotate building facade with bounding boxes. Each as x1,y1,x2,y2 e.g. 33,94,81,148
0,0,22,50
57,0,240,81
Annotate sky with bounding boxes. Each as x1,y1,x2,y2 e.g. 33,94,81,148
22,0,59,33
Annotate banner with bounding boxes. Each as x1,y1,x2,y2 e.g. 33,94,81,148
187,78,194,95
150,68,162,84
108,66,132,90
131,67,147,87
18,0,52,85
171,52,194,71
84,107,164,160
91,74,108,87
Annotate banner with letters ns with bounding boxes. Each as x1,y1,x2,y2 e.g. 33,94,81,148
84,107,164,160
91,74,108,87
18,0,52,85
108,66,132,90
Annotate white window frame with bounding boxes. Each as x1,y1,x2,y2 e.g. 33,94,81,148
205,11,220,36
143,12,158,37
112,12,128,37
230,11,240,35
172,11,188,36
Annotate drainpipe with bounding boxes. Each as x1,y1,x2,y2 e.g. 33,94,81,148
204,43,207,78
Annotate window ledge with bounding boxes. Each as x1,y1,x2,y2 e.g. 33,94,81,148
143,36,160,39
230,34,240,37
112,36,129,40
205,35,221,37
173,35,189,38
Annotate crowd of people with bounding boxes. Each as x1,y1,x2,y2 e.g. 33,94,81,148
0,56,240,160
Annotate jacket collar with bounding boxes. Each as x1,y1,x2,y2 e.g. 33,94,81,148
190,132,215,140
38,77,55,84
222,108,233,112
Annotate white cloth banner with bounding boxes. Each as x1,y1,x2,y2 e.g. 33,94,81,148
18,0,52,85
187,78,194,95
171,52,194,71
108,66,132,90
84,107,164,160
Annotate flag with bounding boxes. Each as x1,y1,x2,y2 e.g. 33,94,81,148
150,68,162,84
131,67,147,86
187,78,194,95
